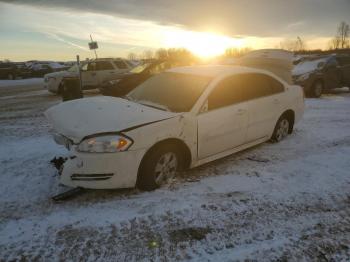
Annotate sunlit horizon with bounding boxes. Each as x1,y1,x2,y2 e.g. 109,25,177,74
0,1,345,61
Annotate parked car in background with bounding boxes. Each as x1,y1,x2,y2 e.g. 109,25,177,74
29,62,69,77
0,62,31,80
99,60,185,97
292,54,350,97
44,58,133,94
46,55,304,191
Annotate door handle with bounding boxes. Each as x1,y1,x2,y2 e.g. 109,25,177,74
273,99,280,104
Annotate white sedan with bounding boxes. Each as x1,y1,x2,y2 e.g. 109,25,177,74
46,65,304,191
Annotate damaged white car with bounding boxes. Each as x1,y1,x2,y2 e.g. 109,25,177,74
46,50,304,191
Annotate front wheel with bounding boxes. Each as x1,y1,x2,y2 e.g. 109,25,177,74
137,145,182,191
271,116,290,143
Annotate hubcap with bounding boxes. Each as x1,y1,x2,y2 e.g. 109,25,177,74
276,119,289,141
154,152,178,185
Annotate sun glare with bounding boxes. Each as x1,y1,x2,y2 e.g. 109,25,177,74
162,30,246,58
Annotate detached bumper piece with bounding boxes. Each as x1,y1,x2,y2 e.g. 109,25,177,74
52,187,85,202
71,173,114,181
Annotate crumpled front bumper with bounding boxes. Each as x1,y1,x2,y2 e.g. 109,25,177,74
60,149,146,189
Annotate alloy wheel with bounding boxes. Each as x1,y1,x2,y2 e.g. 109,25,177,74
154,152,178,185
275,119,289,142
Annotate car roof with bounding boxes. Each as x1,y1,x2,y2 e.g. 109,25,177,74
168,65,268,78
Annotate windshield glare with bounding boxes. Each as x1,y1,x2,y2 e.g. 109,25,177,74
127,72,212,112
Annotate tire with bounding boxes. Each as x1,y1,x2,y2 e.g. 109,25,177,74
271,115,291,143
137,144,182,191
310,80,323,98
7,73,14,80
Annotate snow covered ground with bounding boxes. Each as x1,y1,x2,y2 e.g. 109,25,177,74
0,81,350,261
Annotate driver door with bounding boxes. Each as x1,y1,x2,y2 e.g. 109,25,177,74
197,75,248,159
81,62,99,89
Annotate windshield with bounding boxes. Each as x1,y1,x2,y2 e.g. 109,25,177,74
130,63,151,74
68,62,87,72
292,58,328,75
68,64,79,72
127,72,212,112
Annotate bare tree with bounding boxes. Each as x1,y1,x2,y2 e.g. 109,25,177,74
155,48,168,59
141,50,154,60
296,36,306,51
127,52,137,60
224,47,252,58
279,37,306,52
338,21,350,48
329,21,350,49
328,36,341,50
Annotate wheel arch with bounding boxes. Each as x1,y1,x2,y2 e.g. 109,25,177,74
138,138,192,174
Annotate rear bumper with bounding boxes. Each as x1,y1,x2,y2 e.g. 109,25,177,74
60,149,146,189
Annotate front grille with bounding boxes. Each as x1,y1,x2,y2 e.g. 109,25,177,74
71,173,114,181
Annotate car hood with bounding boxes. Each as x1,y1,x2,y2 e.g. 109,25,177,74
45,96,180,143
44,70,76,78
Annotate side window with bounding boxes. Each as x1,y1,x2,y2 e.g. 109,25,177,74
240,74,271,100
327,58,338,67
114,60,128,69
269,76,284,94
96,61,114,71
208,76,244,110
337,57,350,66
87,62,97,71
239,73,283,99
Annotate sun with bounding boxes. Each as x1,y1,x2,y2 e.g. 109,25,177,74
162,29,246,58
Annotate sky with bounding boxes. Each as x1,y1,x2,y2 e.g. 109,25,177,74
0,0,349,61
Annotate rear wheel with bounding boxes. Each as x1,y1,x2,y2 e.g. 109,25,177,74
310,80,323,98
271,116,290,143
137,145,182,191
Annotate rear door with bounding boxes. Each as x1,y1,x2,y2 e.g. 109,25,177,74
323,58,342,89
241,73,285,142
197,75,248,159
81,62,99,88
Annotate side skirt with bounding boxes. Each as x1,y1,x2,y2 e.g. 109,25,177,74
193,136,269,168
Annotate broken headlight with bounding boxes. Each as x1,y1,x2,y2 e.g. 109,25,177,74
77,134,133,153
